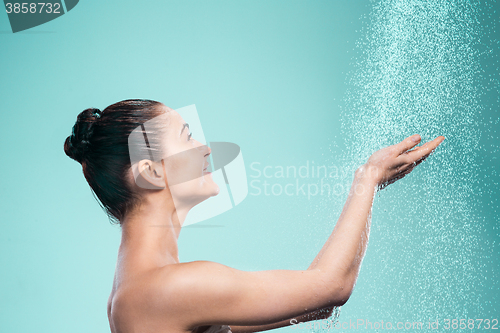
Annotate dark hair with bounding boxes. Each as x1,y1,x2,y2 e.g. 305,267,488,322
64,99,164,225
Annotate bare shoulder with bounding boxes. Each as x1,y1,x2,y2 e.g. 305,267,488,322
108,261,229,332
107,264,198,333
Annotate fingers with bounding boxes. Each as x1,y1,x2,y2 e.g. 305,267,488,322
406,136,445,162
395,159,418,175
394,134,422,155
376,135,445,191
394,140,438,175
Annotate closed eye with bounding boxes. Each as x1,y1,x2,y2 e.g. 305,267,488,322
188,132,193,140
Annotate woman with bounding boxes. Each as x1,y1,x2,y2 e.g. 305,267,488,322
64,99,444,333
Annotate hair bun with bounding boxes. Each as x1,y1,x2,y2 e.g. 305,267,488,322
64,108,102,163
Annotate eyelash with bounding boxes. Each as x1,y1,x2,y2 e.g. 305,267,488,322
188,132,193,140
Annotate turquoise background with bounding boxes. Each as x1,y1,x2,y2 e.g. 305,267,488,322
0,1,498,332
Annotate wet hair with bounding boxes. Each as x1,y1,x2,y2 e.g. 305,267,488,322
64,99,164,225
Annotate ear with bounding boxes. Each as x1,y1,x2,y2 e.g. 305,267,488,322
134,160,166,190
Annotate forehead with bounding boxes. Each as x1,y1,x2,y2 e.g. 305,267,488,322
160,106,185,129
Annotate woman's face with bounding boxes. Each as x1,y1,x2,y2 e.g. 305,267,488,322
160,106,220,209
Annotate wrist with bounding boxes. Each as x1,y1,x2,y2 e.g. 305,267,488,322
354,164,381,188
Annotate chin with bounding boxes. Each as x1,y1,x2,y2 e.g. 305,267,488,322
210,184,220,197
193,187,219,207
199,183,220,200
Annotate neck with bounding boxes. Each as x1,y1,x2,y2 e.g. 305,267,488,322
118,189,191,269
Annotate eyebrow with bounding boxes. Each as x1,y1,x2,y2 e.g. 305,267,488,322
180,123,189,136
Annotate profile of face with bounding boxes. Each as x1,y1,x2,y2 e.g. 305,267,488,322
132,105,220,212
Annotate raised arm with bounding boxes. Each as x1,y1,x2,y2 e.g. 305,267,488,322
155,134,444,332
312,134,444,293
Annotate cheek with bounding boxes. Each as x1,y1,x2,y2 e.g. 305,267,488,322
165,153,202,186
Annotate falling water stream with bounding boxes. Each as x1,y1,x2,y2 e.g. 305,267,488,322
312,0,498,331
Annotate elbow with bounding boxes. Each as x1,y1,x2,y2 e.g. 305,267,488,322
313,268,355,308
325,275,355,307
335,286,352,306
336,274,357,305
313,286,351,321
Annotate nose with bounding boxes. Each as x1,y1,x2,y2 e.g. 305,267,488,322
203,143,212,158
194,139,211,157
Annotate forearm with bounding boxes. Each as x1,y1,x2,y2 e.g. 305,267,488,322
312,165,378,300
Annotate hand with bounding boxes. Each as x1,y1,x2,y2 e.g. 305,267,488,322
359,134,445,190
